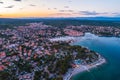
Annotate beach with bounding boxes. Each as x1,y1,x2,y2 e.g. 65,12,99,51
63,57,106,80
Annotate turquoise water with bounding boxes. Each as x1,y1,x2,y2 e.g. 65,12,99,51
71,33,120,80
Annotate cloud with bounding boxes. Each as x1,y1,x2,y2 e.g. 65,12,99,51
112,12,120,17
19,7,23,10
5,5,14,8
48,8,51,10
112,12,120,15
79,11,108,15
58,10,107,16
49,13,72,16
59,10,74,12
0,2,4,4
64,6,69,8
80,11,100,15
59,10,65,12
68,0,72,2
116,15,120,17
54,8,57,10
14,0,22,2
29,4,36,6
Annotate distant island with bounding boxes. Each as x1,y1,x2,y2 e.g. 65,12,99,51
1,21,120,80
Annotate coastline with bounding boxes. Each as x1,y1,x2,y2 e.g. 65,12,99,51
49,35,106,80
63,57,106,80
49,36,78,42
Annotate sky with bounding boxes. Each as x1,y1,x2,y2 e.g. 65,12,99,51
0,0,120,18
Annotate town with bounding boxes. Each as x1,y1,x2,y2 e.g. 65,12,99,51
0,22,120,80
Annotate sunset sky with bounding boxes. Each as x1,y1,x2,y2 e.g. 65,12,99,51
0,0,120,18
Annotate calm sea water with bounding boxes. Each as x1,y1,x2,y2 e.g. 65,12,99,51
71,33,120,80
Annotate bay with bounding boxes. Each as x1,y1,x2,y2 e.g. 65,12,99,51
71,33,120,80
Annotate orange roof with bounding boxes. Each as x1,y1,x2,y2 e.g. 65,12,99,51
0,65,6,71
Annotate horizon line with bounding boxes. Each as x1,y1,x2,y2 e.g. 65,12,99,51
0,16,120,19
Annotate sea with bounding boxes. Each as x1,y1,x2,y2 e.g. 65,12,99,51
71,33,120,80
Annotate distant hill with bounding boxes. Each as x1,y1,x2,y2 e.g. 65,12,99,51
12,17,120,21
73,17,120,21
50,17,120,21
0,17,120,29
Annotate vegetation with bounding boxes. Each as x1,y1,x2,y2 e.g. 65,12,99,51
32,42,99,80
0,18,120,29
0,71,18,80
